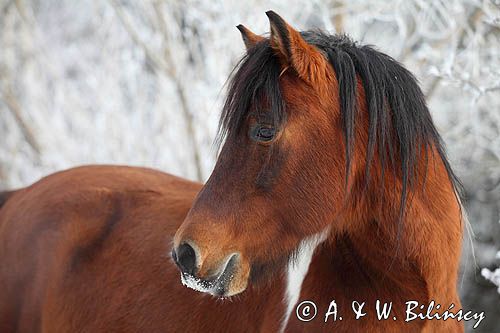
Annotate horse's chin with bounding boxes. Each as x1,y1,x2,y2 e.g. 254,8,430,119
179,253,250,297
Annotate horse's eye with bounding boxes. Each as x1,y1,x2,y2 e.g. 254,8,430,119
250,124,276,143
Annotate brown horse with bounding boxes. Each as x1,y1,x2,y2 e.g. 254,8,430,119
0,11,465,333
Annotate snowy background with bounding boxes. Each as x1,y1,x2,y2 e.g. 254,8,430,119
0,0,499,331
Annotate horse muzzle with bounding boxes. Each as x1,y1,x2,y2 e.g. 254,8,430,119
171,242,249,297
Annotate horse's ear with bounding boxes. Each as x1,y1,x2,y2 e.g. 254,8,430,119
266,11,327,84
236,24,264,51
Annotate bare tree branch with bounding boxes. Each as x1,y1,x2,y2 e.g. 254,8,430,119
109,0,203,181
0,89,41,154
425,7,483,100
0,0,41,156
0,0,14,14
330,0,345,33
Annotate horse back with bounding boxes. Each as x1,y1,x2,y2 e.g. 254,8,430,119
0,166,205,332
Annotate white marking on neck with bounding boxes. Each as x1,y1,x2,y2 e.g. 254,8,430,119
280,228,330,332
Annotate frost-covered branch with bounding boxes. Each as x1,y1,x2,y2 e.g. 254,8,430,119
109,0,203,181
481,250,500,294
0,89,40,154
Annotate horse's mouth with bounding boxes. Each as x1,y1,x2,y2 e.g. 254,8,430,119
179,253,239,297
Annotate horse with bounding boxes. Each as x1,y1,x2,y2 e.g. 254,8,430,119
0,11,464,332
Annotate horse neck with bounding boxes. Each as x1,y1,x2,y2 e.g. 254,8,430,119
322,149,463,303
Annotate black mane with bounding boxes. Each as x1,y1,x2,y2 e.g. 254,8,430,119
218,30,461,219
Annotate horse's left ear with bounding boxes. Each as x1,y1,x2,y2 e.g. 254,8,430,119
266,11,327,84
236,24,264,51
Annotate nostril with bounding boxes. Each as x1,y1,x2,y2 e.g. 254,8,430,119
174,243,197,275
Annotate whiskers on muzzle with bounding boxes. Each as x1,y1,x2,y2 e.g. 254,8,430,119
177,252,240,297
